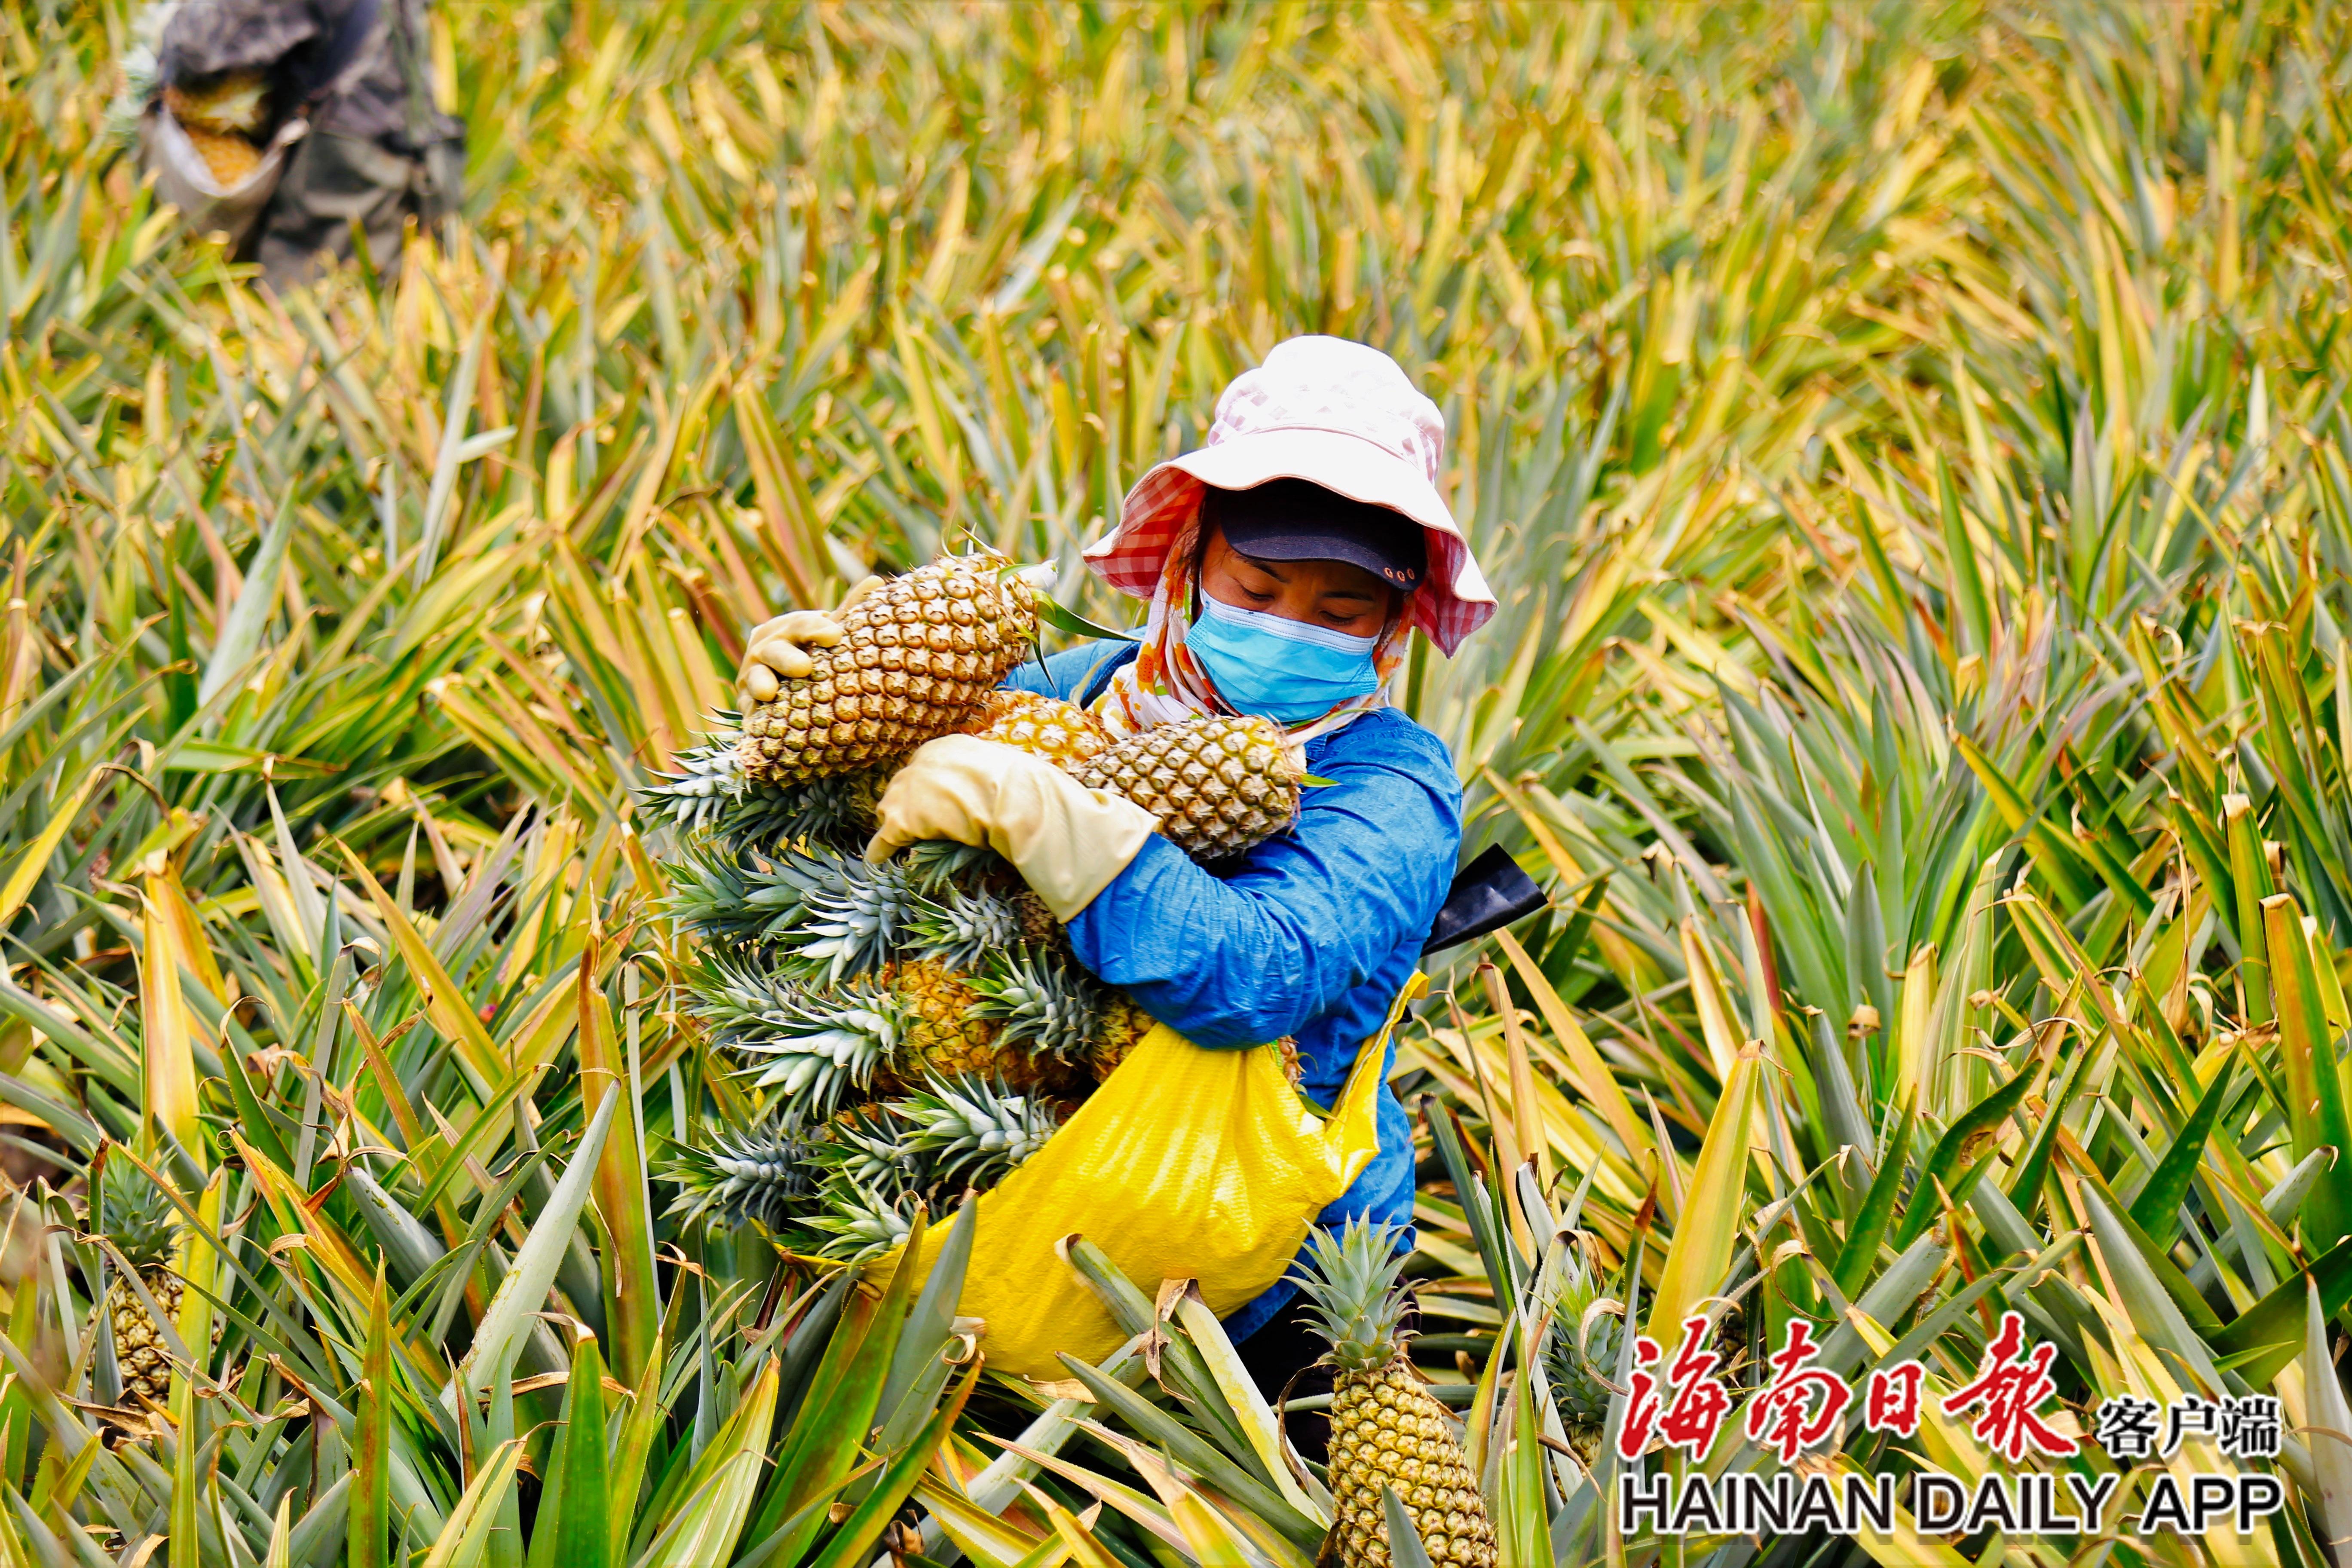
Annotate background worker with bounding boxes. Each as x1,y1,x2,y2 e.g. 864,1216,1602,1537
151,0,462,286
736,336,1495,1447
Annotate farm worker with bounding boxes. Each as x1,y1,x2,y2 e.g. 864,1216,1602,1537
736,336,1495,1417
152,0,462,286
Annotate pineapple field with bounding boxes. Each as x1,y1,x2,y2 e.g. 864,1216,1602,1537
5,0,2352,1564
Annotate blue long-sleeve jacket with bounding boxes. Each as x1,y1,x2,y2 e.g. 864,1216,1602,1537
1004,641,1461,1341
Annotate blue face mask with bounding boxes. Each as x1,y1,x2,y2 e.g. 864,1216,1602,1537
1188,594,1383,725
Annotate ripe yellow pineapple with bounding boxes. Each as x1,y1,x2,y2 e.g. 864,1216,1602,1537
1298,1221,1497,1568
1085,989,1158,1078
886,957,999,1074
885,957,1082,1095
961,690,1111,770
96,1148,185,1407
1078,714,1302,861
183,126,262,186
164,72,270,134
739,554,1038,781
1008,886,1066,948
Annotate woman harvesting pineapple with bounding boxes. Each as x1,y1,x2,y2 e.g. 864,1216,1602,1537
733,337,1495,1383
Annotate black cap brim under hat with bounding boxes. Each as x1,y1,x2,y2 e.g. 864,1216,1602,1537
1203,478,1427,593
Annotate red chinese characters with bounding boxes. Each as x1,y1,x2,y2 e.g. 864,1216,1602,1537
1745,1319,1853,1463
1940,1310,2079,1462
1864,1361,1925,1438
1617,1316,1735,1461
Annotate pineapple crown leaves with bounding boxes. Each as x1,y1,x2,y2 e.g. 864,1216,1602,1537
804,1177,917,1262
967,945,1102,1062
902,882,1023,970
809,1107,919,1194
896,838,1003,894
667,843,913,967
637,718,750,832
776,849,918,981
718,770,889,852
892,1074,1061,1186
1544,1261,1629,1425
656,1121,821,1232
1290,1218,1416,1373
661,843,784,946
641,726,888,851
805,1077,1060,1200
688,961,905,1114
95,1145,183,1271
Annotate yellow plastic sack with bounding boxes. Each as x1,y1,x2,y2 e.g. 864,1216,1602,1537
880,977,1424,1380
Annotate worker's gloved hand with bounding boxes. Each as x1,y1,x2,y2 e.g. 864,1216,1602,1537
867,735,1157,922
735,576,884,704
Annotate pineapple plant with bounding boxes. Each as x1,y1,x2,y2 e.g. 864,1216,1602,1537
1296,1221,1497,1568
95,1148,184,1408
738,553,1040,781
1077,714,1304,862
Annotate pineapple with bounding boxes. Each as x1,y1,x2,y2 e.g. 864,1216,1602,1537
893,1075,1062,1188
659,1123,819,1231
642,723,887,848
886,957,1004,1078
967,946,1104,1065
962,690,1111,770
1078,715,1303,862
692,962,903,1114
1295,1221,1497,1568
163,71,269,187
96,1148,184,1408
164,72,269,133
886,956,1084,1096
1086,989,1158,1079
739,554,1038,781
1544,1255,1625,1463
184,126,262,187
1009,886,1065,946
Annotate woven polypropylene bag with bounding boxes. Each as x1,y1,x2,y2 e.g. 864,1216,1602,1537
138,106,307,249
876,978,1421,1379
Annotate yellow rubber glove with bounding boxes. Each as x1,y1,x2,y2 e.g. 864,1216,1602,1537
734,576,883,704
866,735,1157,922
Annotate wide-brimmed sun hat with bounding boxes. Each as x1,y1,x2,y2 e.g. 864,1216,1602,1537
1084,336,1498,655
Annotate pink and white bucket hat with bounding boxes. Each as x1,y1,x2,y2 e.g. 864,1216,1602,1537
1084,336,1498,655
